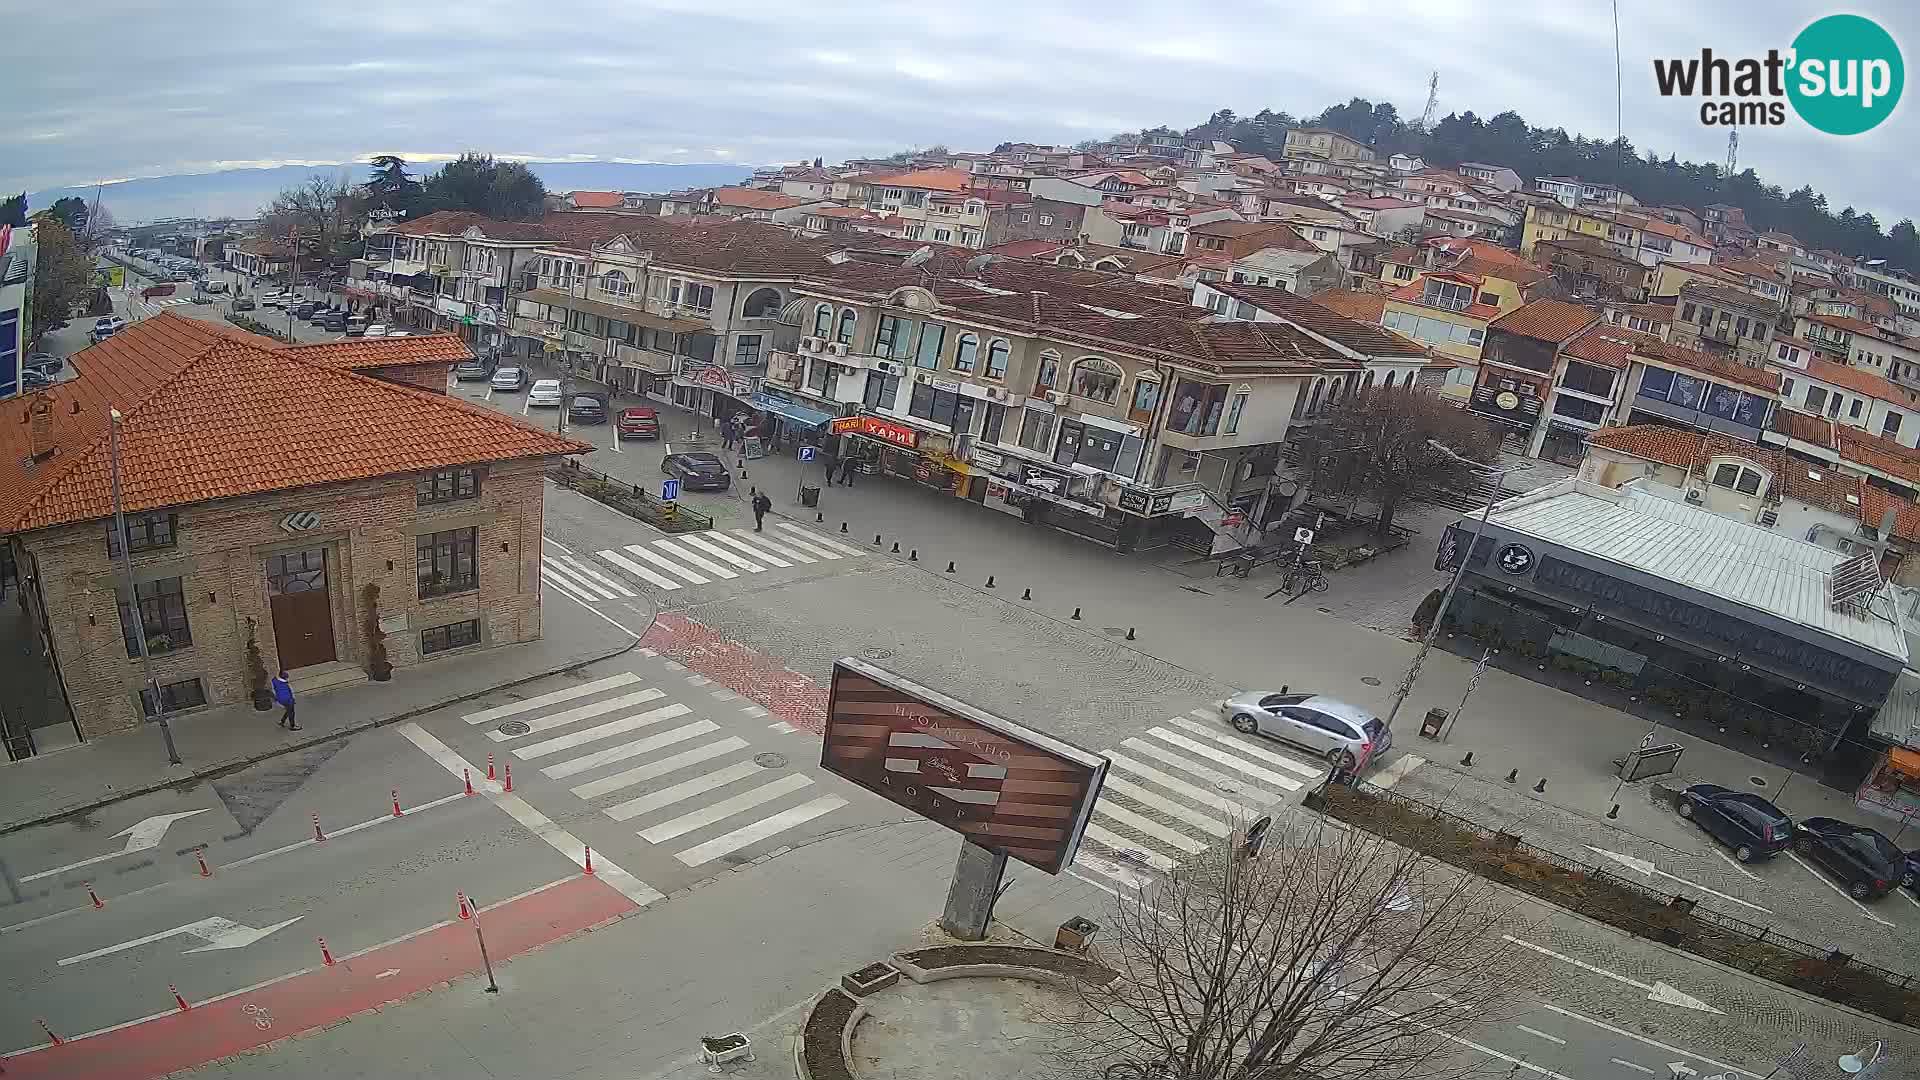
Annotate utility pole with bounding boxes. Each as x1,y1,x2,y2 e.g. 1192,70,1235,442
109,409,182,767
1383,444,1527,732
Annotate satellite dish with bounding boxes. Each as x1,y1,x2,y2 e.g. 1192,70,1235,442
964,253,998,275
902,245,935,268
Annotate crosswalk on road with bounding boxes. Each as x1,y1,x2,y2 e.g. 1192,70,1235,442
461,672,847,867
540,522,867,604
1071,709,1328,892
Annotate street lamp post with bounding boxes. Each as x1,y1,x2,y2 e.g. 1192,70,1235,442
1382,443,1527,733
109,408,183,767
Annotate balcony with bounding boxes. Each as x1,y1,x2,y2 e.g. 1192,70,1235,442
645,297,714,323
590,284,643,311
614,342,676,374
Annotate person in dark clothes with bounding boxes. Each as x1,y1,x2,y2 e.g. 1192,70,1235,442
819,446,837,485
272,670,299,730
752,489,773,531
839,453,858,487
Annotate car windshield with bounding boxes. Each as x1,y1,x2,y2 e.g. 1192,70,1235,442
683,454,722,467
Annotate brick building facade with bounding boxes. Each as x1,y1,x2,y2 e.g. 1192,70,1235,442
1,314,584,747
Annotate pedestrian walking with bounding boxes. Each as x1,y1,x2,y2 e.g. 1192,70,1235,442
272,670,299,731
819,446,838,486
839,454,858,488
751,489,772,531
720,417,735,451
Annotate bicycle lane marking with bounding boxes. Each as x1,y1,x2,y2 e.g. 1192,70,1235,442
0,874,632,1079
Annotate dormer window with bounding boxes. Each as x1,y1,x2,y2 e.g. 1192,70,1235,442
1709,459,1766,496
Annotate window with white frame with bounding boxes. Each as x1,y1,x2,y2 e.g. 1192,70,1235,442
952,334,978,374
1039,214,1053,226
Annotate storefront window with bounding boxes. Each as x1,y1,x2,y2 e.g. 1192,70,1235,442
1130,378,1161,419
808,359,831,394
1019,409,1055,453
1070,357,1122,402
914,323,947,369
864,371,900,410
1224,392,1247,434
877,315,911,357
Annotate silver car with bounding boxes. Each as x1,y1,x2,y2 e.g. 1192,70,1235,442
490,367,527,391
1216,692,1389,770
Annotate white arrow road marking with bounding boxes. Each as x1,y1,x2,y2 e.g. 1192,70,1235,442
1586,846,1772,914
58,915,303,965
1502,936,1721,1013
375,968,401,979
1668,1063,1697,1078
23,809,212,882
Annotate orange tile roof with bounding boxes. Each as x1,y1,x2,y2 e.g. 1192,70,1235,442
1586,425,1714,469
866,167,972,193
1855,484,1920,543
1768,407,1836,449
1310,287,1386,323
1488,299,1601,344
568,190,624,209
1835,426,1920,488
1562,324,1669,370
1,314,588,534
1805,313,1885,337
1803,356,1918,405
711,187,806,211
278,333,472,370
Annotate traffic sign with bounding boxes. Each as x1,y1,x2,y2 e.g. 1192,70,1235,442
1293,526,1315,545
798,446,816,462
661,478,680,501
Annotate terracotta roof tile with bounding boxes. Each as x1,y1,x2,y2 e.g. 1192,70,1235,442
1309,287,1386,323
864,167,972,193
1679,281,1779,311
1586,425,1713,469
1803,357,1919,404
277,333,472,369
1,314,588,534
1488,299,1601,344
1207,281,1425,357
711,187,806,211
1833,426,1920,487
568,190,625,209
1768,408,1836,448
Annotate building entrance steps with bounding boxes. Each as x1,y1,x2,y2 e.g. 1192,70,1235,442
286,661,366,697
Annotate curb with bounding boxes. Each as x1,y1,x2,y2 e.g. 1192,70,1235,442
0,636,641,838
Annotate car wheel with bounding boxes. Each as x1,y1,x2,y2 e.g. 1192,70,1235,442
1902,868,1915,889
1325,747,1355,769
1734,845,1754,863
1677,800,1694,819
1231,713,1258,735
1849,880,1871,900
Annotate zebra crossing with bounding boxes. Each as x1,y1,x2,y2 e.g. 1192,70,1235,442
540,522,867,604
460,671,848,867
1070,709,1329,892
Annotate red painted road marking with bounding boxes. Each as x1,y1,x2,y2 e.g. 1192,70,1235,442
643,612,828,734
2,874,635,1080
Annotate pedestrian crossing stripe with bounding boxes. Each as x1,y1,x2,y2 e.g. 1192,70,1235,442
484,688,668,741
1163,715,1327,780
512,702,694,759
773,522,865,557
597,548,683,591
701,531,791,567
637,772,815,841
617,543,710,584
716,530,814,563
651,538,737,579
676,533,767,573
672,796,846,866
462,672,643,725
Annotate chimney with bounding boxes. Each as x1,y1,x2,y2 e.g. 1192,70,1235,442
26,397,54,461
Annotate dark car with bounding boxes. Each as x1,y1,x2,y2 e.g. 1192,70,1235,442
1677,784,1792,862
616,406,660,439
453,358,494,381
291,300,322,319
22,368,52,391
231,296,256,312
320,312,347,332
26,353,64,377
662,452,732,491
567,394,607,424
1900,850,1920,892
1793,817,1901,900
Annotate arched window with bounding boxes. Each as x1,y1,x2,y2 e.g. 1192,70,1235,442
985,339,1010,380
1307,378,1326,415
1035,350,1061,391
836,308,858,345
741,287,782,318
600,270,632,297
1363,370,1376,390
1384,371,1398,389
953,334,979,373
1069,357,1123,403
812,304,833,337
1292,384,1309,419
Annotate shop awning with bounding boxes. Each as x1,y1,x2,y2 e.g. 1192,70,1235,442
753,395,834,428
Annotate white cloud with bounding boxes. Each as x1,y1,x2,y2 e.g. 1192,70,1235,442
1,0,1914,230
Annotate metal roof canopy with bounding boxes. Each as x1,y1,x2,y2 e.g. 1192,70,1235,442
1458,477,1909,666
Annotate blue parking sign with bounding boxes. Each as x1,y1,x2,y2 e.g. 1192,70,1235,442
661,478,680,501
798,446,816,462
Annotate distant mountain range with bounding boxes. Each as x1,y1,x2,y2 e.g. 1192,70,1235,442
27,161,756,224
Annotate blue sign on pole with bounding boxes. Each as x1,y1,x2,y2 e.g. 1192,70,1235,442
661,478,680,501
798,446,816,462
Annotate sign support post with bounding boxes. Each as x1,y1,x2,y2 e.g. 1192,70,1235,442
941,838,1008,941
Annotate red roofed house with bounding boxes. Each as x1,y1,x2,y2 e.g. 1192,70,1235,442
0,314,587,751
1474,299,1602,450
1614,336,1782,444
863,169,994,249
564,190,625,210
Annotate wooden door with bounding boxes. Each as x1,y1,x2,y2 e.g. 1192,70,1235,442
267,549,336,669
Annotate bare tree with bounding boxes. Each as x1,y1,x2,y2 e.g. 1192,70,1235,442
1302,388,1500,541
1042,814,1540,1080
260,173,362,268
78,202,117,253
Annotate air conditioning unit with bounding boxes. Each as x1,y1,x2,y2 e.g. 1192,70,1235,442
799,336,818,352
1684,487,1704,504
1045,390,1069,405
874,359,905,377
830,342,850,356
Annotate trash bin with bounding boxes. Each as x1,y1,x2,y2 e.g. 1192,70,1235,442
799,486,821,508
1055,916,1099,953
1419,707,1447,740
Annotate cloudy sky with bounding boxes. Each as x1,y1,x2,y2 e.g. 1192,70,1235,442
6,1,1916,222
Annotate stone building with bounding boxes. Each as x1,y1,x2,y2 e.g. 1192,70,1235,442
0,314,585,753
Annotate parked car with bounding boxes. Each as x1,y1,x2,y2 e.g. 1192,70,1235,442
453,358,493,381
662,451,732,491
291,301,322,319
490,367,527,392
528,379,564,406
362,323,387,337
567,394,607,424
1215,691,1388,771
26,352,64,376
1899,850,1919,892
22,368,52,391
91,316,127,342
231,296,256,312
385,330,411,337
344,317,369,337
140,283,175,299
1677,784,1793,862
320,313,347,332
1793,817,1901,900
616,406,660,439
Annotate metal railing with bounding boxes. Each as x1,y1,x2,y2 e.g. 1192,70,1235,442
1309,782,1920,1021
547,460,711,534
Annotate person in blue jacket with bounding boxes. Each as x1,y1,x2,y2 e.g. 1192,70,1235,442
272,670,299,730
